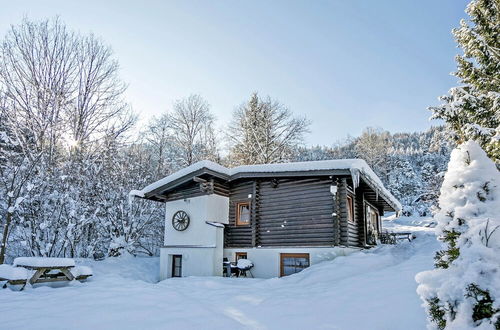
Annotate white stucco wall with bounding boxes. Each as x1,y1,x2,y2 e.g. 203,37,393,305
160,242,224,280
160,194,229,280
164,195,229,246
224,246,360,278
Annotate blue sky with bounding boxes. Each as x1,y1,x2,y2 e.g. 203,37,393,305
0,0,469,146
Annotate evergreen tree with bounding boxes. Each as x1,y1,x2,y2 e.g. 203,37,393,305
228,93,310,165
429,0,500,163
416,141,500,329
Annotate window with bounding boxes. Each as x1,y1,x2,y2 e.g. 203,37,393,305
235,252,247,262
280,253,310,277
236,202,251,226
347,195,354,222
172,255,182,277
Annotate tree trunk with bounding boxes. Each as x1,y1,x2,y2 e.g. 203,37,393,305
0,211,13,264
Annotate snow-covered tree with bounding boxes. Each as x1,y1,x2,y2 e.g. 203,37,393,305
142,114,177,179
95,144,164,257
386,156,420,216
228,92,310,165
416,141,500,329
0,106,40,263
292,126,453,216
354,127,392,180
429,0,499,163
0,18,164,261
142,95,218,175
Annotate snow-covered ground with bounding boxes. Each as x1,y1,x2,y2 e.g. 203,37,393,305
0,217,439,330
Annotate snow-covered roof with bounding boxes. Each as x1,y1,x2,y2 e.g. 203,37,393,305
132,159,402,211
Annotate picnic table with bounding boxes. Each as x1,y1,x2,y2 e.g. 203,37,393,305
379,231,414,244
0,257,92,290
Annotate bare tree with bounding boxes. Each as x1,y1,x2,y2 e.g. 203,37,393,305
0,18,77,164
0,18,135,262
142,114,175,178
168,94,218,167
228,92,310,165
69,34,133,151
354,127,392,179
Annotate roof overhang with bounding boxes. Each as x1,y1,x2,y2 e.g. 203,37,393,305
134,160,402,213
144,167,230,199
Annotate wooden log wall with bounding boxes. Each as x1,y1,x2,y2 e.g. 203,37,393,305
225,177,336,247
157,172,389,249
224,180,254,247
257,177,335,247
338,178,349,246
333,178,341,246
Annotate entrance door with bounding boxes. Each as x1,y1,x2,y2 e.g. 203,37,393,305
172,255,182,277
365,204,380,245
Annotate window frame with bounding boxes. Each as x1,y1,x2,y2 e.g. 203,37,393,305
280,253,310,277
235,252,247,262
235,201,251,226
346,194,355,223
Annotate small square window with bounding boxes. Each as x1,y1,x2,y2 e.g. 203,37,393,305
347,195,354,222
236,202,251,226
280,253,310,277
235,252,247,262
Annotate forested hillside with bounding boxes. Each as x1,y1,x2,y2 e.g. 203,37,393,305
296,126,454,216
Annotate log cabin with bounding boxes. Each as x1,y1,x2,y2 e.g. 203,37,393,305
131,159,401,279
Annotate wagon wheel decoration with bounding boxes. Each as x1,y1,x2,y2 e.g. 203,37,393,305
172,211,190,231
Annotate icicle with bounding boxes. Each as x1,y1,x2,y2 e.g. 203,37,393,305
349,168,360,191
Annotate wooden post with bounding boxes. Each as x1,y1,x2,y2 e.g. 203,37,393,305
29,268,46,285
338,178,349,246
333,178,341,246
60,268,75,281
251,180,258,247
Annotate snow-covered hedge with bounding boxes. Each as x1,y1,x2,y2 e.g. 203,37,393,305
416,141,500,329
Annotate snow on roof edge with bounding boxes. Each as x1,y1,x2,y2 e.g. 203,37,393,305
130,159,401,211
134,160,229,197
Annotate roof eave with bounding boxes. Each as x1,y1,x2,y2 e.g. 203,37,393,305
359,172,401,213
144,167,230,199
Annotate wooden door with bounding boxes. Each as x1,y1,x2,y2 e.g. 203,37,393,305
172,255,182,277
